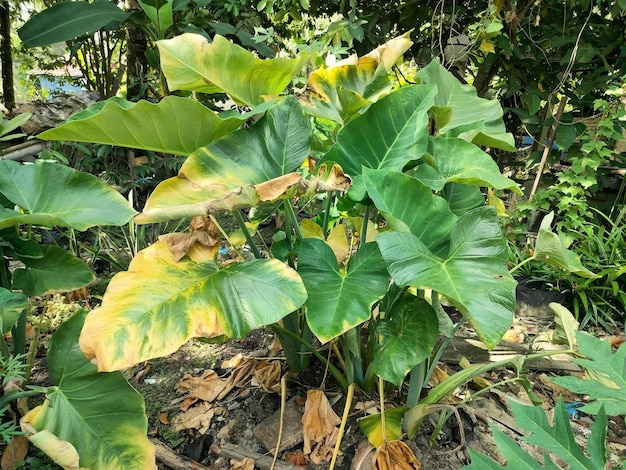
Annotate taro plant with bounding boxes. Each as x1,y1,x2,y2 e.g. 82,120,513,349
0,160,155,468
34,31,525,465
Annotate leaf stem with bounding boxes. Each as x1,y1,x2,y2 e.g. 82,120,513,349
233,210,263,259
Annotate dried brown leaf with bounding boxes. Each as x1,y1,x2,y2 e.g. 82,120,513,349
222,353,244,369
252,360,282,393
1,435,28,470
374,440,420,470
309,427,339,464
255,173,302,201
217,419,237,442
160,216,220,262
176,371,227,402
216,358,257,401
302,389,341,455
283,449,307,468
268,336,282,356
180,396,199,411
159,413,169,425
171,402,214,434
230,457,255,470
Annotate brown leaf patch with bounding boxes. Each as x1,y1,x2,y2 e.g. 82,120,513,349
1,435,28,470
255,173,302,201
160,215,220,262
252,360,282,393
374,440,420,470
230,457,255,470
283,449,307,468
171,402,214,434
176,370,227,402
302,389,341,456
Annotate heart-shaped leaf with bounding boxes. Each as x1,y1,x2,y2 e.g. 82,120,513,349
370,294,438,385
416,60,515,151
298,239,389,343
0,161,136,231
12,246,95,297
157,33,305,106
21,310,156,469
39,96,243,156
415,137,520,193
136,97,311,224
319,84,436,177
441,183,486,216
79,240,307,371
376,206,516,348
363,168,457,256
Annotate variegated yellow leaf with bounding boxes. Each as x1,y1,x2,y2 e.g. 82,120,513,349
80,241,307,371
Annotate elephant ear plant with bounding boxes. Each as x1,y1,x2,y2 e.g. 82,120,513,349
0,161,155,468
35,32,522,465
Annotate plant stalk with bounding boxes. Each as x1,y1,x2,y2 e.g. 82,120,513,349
233,210,263,259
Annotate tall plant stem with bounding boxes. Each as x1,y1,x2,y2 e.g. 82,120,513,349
321,192,334,236
283,200,303,242
359,206,370,248
509,256,534,274
233,210,263,259
0,336,10,360
378,376,387,442
330,383,355,470
270,324,348,390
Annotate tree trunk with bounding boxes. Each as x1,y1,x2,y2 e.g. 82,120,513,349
0,0,15,110
125,0,149,100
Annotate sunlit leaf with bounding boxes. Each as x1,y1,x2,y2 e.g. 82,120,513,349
39,96,243,156
363,168,457,256
79,240,307,371
0,161,137,231
138,0,173,38
136,97,311,224
358,408,406,448
319,84,436,178
417,60,515,151
415,137,520,193
21,310,156,470
299,239,388,342
157,33,305,106
376,206,516,348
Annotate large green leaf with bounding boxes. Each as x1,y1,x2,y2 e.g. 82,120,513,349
136,97,311,224
370,294,438,385
319,84,436,177
465,398,608,469
0,161,137,231
376,206,516,348
298,239,389,343
18,0,130,47
0,227,43,259
79,240,307,371
0,288,27,335
39,96,242,156
12,246,95,297
551,331,626,416
138,0,173,38
533,212,597,278
441,183,486,217
22,310,156,469
363,168,457,256
414,138,521,193
157,33,305,106
417,60,516,151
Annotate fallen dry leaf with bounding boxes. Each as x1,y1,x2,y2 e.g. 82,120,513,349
216,358,257,401
355,401,379,415
309,427,340,464
180,396,199,411
252,361,282,393
302,389,341,455
428,365,449,387
171,402,214,434
1,435,28,470
159,413,169,425
176,370,227,402
222,353,244,369
268,336,282,356
230,457,255,470
217,419,237,442
374,440,420,470
283,449,307,468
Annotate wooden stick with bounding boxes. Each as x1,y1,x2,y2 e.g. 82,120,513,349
150,438,211,470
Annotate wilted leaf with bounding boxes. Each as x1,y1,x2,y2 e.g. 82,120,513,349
159,216,220,262
252,361,281,393
254,173,302,201
230,458,255,470
358,408,406,448
550,303,579,349
20,423,87,470
1,435,29,470
374,440,420,470
283,449,307,467
176,370,227,402
302,390,341,455
171,402,214,434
